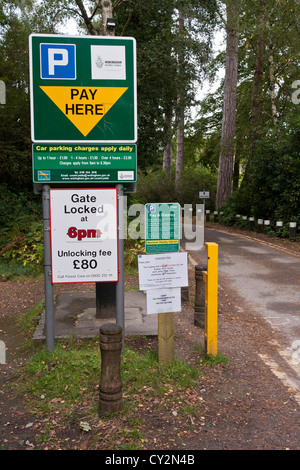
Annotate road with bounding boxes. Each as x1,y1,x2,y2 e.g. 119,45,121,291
184,226,300,401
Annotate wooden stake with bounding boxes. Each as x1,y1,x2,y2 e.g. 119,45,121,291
158,312,175,364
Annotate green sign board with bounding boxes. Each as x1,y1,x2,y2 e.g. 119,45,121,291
32,143,137,183
145,203,181,254
29,34,137,143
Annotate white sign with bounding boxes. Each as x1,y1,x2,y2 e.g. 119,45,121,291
199,191,210,199
147,288,181,314
91,45,126,80
50,188,118,283
138,252,188,290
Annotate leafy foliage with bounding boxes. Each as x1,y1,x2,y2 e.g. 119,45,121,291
0,185,43,273
250,117,300,221
0,0,299,255
218,115,300,224
134,166,217,211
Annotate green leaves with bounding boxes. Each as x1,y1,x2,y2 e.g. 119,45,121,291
0,185,43,276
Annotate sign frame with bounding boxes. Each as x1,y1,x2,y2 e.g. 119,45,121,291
138,252,188,291
146,288,181,315
32,143,137,184
29,33,137,144
199,191,210,199
49,188,119,284
145,203,181,254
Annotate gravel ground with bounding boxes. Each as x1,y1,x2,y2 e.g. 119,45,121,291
0,224,300,450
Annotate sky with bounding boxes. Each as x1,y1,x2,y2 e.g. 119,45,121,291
58,18,226,116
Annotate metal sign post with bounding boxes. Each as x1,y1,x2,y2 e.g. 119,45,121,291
42,185,55,352
116,184,125,348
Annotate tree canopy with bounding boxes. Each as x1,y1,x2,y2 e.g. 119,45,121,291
0,0,299,222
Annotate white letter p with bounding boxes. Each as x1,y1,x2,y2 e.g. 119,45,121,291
48,48,69,75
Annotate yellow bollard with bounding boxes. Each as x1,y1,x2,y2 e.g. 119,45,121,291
203,242,218,356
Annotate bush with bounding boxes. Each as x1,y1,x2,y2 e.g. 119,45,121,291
134,168,176,204
1,219,44,268
217,116,300,228
217,187,254,226
133,165,217,210
0,186,43,274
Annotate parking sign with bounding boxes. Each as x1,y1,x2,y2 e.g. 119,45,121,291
40,43,76,79
29,34,137,143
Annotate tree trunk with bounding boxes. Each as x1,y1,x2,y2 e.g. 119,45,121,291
251,0,266,137
175,9,185,187
232,149,240,192
100,0,114,36
215,0,239,209
176,95,184,185
266,18,277,125
163,112,173,171
243,0,266,185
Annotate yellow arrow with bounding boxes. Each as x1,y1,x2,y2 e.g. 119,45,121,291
40,86,128,137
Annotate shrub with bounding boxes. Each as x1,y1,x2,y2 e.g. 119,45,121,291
133,166,217,210
0,186,43,273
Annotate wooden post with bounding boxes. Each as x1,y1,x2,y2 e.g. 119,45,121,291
158,312,175,365
289,222,297,239
99,323,123,415
194,264,207,328
248,217,255,231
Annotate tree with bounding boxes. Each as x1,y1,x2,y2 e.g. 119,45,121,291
163,112,173,171
248,0,266,174
240,0,299,185
215,0,239,209
175,7,185,186
167,1,218,181
0,4,37,189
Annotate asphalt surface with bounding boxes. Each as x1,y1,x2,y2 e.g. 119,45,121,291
183,227,300,403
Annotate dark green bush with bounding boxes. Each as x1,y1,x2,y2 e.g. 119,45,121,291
219,116,300,227
217,187,254,226
133,165,217,210
0,185,43,274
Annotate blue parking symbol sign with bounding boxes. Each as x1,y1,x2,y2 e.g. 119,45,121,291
40,43,76,79
148,204,156,213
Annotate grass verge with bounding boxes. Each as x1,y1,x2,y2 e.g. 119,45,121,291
11,334,202,449
6,297,229,450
